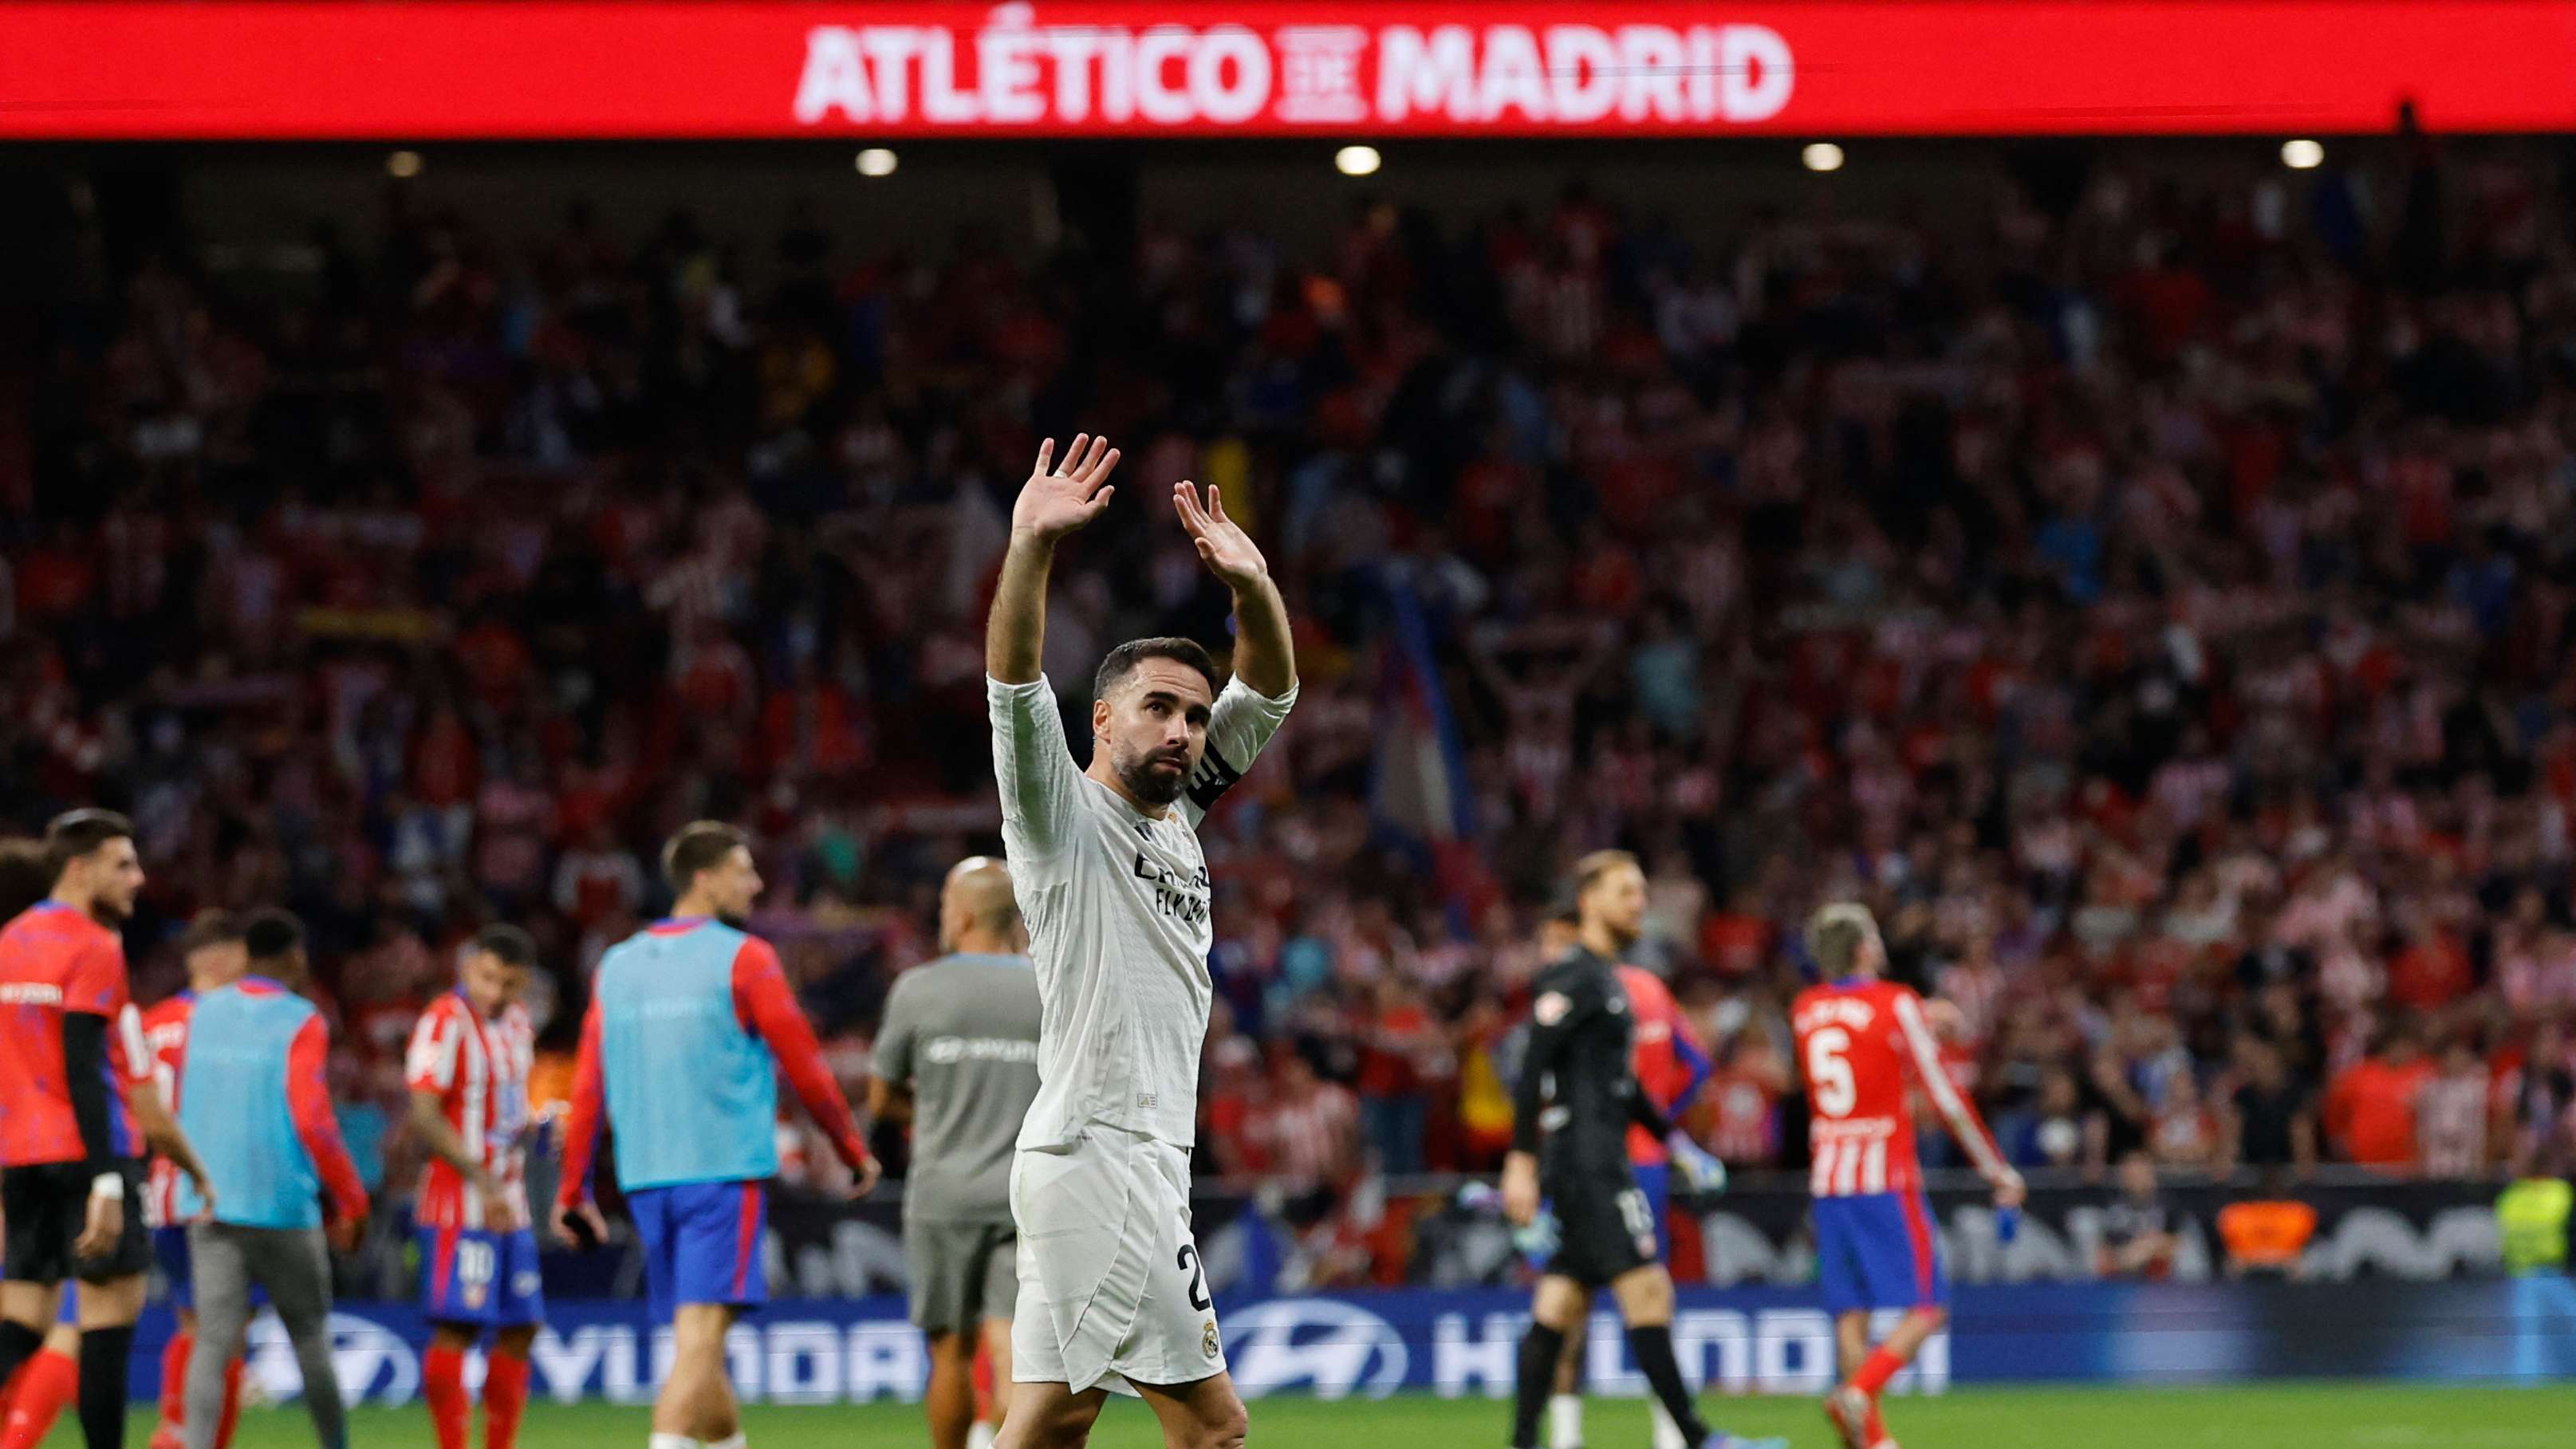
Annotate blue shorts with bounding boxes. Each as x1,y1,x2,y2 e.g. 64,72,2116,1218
1814,1191,1946,1315
419,1226,546,1328
628,1181,766,1322
1632,1161,1673,1262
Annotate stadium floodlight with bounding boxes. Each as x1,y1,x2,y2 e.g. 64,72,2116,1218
856,148,899,178
385,150,423,179
1335,144,1383,178
2281,139,2325,170
1802,142,1845,173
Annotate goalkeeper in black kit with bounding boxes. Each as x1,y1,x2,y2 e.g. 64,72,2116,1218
1499,851,1783,1449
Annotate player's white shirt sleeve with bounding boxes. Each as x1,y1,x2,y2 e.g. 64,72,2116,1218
1181,675,1298,828
988,674,1085,860
1893,990,2015,1183
406,999,462,1091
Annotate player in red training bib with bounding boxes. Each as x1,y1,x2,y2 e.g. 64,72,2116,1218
1791,904,2022,1449
405,926,546,1449
0,810,211,1449
140,912,253,1449
0,835,85,1449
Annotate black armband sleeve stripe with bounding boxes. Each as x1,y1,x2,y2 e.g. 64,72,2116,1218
1184,749,1244,813
61,1013,116,1167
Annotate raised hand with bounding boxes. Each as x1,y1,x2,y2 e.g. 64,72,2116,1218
1173,480,1268,589
1011,435,1121,542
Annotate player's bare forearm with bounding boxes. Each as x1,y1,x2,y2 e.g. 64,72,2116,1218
989,434,1125,685
1172,478,1294,694
985,530,1054,685
407,1089,486,1181
130,1079,211,1190
1227,569,1297,698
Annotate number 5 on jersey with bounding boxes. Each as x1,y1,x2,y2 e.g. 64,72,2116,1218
1806,1026,1857,1118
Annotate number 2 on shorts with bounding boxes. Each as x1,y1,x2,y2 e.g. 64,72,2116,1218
1176,1242,1211,1311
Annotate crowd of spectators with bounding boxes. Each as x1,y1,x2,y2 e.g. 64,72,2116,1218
6,135,2576,1245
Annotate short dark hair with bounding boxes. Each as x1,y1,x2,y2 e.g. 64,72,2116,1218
44,809,135,880
0,838,51,919
1093,637,1222,706
473,923,539,968
177,909,244,955
242,908,305,963
662,821,751,894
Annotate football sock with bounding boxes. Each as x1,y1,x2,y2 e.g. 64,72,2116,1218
1548,1392,1584,1447
213,1359,244,1449
1650,1397,1691,1449
0,1345,77,1449
1624,1325,1710,1447
423,1346,470,1449
157,1333,192,1432
484,1352,532,1449
1509,1324,1567,1449
1851,1345,1905,1398
78,1325,136,1449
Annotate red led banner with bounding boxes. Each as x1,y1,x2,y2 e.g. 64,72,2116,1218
1,2,2570,140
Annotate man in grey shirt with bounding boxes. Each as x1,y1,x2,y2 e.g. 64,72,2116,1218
872,856,1042,1449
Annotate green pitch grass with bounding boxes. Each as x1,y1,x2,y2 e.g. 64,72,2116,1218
79,1384,2576,1447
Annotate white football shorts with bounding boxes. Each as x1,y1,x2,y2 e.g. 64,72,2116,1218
1010,1124,1226,1396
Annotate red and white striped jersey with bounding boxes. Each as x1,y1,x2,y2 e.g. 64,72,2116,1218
1792,977,2010,1199
140,991,199,1228
404,990,535,1230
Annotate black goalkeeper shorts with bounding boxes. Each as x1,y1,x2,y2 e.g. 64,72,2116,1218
1,1159,152,1286
1542,1175,1662,1288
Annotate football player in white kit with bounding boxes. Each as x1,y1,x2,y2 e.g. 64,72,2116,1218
985,434,1296,1449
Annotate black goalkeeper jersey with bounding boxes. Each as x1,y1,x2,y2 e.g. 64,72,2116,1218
1512,944,1672,1187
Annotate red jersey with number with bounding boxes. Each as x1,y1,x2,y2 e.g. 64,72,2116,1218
0,903,150,1166
404,991,535,1230
1792,977,2007,1198
141,990,200,1226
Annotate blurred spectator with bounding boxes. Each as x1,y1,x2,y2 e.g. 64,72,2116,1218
1702,1027,1789,1167
2003,1069,2101,1173
1353,976,1444,1177
2506,1023,2576,1173
8,138,2576,1196
2222,1038,2318,1179
2326,1027,2435,1173
1251,1048,1362,1212
2097,1151,2181,1279
2415,1039,2494,1179
2149,1074,2222,1174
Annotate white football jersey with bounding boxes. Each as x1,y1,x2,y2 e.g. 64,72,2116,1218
987,671,1294,1152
